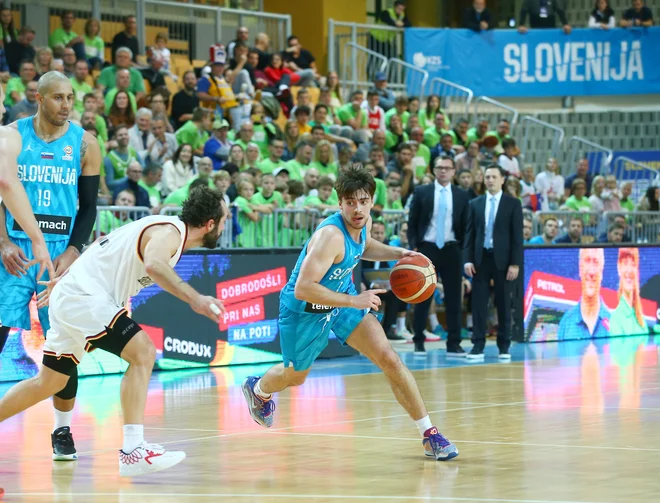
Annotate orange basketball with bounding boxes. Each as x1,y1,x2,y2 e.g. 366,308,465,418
389,256,436,304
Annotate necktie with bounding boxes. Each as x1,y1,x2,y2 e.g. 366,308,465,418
486,196,496,249
142,132,148,149
435,187,446,249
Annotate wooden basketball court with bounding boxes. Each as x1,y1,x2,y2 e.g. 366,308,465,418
0,335,656,502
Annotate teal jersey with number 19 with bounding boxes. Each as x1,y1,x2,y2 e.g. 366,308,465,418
6,118,84,242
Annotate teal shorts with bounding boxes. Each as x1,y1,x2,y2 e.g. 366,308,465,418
0,238,67,331
278,285,371,371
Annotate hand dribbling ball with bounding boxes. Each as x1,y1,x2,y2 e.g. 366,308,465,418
390,256,436,304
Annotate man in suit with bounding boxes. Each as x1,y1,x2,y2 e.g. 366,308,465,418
408,156,470,356
464,0,493,31
464,164,523,361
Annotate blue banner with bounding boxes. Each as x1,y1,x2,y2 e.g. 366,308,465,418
612,150,660,171
404,27,660,97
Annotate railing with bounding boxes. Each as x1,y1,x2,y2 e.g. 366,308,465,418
427,77,473,118
610,157,660,203
565,136,613,178
341,42,388,97
532,211,604,241
472,96,519,133
20,0,290,62
91,206,152,242
385,58,428,101
328,19,404,76
515,115,565,168
159,205,234,248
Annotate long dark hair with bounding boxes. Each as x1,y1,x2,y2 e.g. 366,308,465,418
172,143,194,170
646,185,659,211
108,90,136,125
0,6,17,44
592,0,614,19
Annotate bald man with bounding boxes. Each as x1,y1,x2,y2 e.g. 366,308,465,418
0,71,101,462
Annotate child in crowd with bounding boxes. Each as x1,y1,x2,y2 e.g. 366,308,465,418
498,138,520,178
234,179,259,248
250,173,283,247
601,174,622,212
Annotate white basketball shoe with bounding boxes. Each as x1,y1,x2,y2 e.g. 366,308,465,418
119,442,186,477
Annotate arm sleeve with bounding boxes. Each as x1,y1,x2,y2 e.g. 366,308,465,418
68,175,100,252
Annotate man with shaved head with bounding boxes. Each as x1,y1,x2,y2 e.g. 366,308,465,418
0,71,101,462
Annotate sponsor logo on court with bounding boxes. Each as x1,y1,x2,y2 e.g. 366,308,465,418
164,337,212,358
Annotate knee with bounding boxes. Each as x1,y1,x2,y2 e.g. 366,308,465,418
375,348,403,374
288,372,308,387
124,337,156,368
36,370,71,396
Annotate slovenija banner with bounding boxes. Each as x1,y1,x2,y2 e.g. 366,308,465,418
404,27,660,97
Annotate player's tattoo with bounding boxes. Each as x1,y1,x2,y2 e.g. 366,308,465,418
80,139,88,159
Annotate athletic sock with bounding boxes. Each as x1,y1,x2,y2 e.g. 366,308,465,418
53,409,74,433
122,424,144,453
415,416,433,438
428,313,440,331
254,379,272,401
396,316,407,332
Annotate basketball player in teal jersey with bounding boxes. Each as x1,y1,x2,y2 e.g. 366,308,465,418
0,71,101,461
242,166,458,460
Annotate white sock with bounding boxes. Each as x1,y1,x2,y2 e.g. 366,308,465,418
396,316,406,332
122,424,144,453
415,416,434,438
428,313,440,331
254,379,272,400
53,409,73,433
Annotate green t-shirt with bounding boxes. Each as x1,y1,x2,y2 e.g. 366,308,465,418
414,143,431,179
98,66,145,95
93,211,132,237
49,27,78,49
308,121,330,133
4,77,25,106
466,127,484,144
283,160,307,181
257,158,286,175
385,131,409,154
104,88,138,115
564,195,592,212
621,199,635,212
485,130,511,145
107,147,139,179
304,188,339,208
418,109,449,130
175,121,209,152
385,199,403,210
337,104,367,129
70,78,94,114
234,139,249,152
609,296,647,337
423,126,449,148
374,178,387,208
234,195,257,248
251,124,269,159
309,161,338,180
384,109,410,128
251,191,284,248
163,185,189,206
95,114,109,142
138,179,162,207
84,35,105,60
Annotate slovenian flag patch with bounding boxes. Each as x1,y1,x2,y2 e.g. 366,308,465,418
41,153,54,160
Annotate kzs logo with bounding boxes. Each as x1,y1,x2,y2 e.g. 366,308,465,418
413,52,448,71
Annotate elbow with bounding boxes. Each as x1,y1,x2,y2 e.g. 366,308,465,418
0,175,11,191
294,281,310,302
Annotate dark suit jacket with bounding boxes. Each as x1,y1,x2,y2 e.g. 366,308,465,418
463,7,493,31
407,183,469,250
463,193,523,271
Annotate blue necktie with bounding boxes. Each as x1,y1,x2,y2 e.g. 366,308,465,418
435,187,446,249
485,196,496,249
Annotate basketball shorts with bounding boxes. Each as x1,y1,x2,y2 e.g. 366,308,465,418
42,279,142,373
279,285,371,371
0,238,68,331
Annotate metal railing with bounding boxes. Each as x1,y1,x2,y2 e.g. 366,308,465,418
21,0,290,62
159,205,235,248
427,77,473,118
472,96,519,134
565,136,613,178
91,206,152,242
515,115,565,168
385,58,428,101
328,19,404,76
341,42,388,96
610,157,660,203
532,211,604,242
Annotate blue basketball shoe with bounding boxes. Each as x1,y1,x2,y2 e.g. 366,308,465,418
242,376,276,428
423,427,459,461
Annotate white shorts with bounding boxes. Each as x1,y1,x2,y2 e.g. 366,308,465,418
43,280,127,365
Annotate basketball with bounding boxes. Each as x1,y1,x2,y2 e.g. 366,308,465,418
389,256,436,304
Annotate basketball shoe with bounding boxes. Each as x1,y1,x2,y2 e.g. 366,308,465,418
422,427,459,461
119,442,186,477
242,376,276,428
52,427,77,461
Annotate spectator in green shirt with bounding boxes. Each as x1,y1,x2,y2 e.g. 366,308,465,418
486,119,511,146
250,173,284,247
235,179,260,247
466,117,490,144
257,138,286,175
423,112,449,149
384,96,410,129
232,121,254,152
337,90,370,144
564,179,592,212
70,60,94,114
104,69,138,115
365,162,388,211
93,189,136,238
385,115,409,154
82,92,108,142
138,164,163,210
610,248,647,336
163,177,209,207
5,60,36,106
309,140,339,181
175,108,212,157
418,94,448,130
284,141,313,181
620,181,636,212
83,18,105,70
97,47,145,101
49,10,86,61
385,181,403,210
304,176,339,212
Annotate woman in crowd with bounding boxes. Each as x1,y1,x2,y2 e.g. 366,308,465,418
588,175,606,213
84,18,105,70
34,47,53,77
0,6,17,46
161,143,196,195
588,0,616,29
106,90,136,136
309,140,338,181
282,120,300,161
325,71,342,108
229,144,247,170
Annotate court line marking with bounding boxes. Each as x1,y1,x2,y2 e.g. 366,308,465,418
0,492,611,502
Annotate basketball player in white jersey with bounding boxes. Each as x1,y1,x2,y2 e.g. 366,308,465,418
0,80,55,280
0,187,227,476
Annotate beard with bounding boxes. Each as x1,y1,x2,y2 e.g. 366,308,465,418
202,228,220,249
